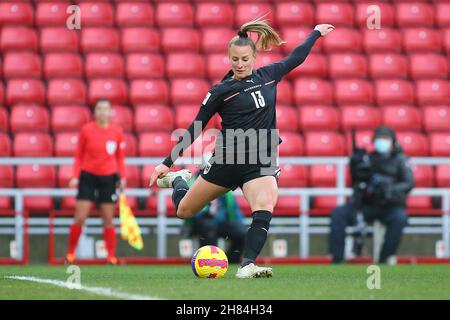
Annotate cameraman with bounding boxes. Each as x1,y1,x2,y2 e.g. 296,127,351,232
329,126,414,263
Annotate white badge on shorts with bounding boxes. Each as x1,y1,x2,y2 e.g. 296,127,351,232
106,141,117,155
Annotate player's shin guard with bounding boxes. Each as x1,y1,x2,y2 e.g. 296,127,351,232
103,226,117,259
241,210,272,266
172,176,189,211
67,224,82,256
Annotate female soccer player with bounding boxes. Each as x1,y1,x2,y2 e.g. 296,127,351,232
149,18,334,278
65,99,126,265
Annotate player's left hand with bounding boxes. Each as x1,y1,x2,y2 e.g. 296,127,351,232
314,24,335,36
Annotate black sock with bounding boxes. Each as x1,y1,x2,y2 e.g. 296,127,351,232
241,210,272,267
172,176,189,211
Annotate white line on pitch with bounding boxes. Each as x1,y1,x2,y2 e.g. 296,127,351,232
5,276,164,300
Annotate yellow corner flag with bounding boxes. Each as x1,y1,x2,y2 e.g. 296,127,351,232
119,193,144,250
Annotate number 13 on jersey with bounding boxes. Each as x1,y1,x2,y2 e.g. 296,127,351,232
250,90,266,109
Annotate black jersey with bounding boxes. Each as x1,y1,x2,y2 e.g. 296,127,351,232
163,30,321,168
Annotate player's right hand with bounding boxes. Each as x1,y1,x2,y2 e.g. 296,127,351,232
68,178,79,188
149,164,170,187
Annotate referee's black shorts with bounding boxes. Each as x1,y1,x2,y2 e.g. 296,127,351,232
76,170,119,204
200,154,281,191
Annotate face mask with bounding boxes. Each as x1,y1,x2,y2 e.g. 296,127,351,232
374,138,392,154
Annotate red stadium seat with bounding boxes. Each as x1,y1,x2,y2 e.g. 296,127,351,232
328,54,367,79
166,53,206,78
13,133,53,157
436,166,450,188
375,80,414,105
7,79,45,106
36,2,69,27
406,196,434,212
235,3,273,28
423,105,450,132
44,53,83,79
201,28,236,53
278,164,307,188
316,3,354,27
305,132,346,156
410,165,434,187
340,105,380,130
47,79,86,105
51,105,90,133
174,105,200,129
126,53,165,79
161,28,200,52
16,165,56,188
363,29,402,53
0,85,3,106
334,80,374,105
275,2,314,27
273,196,301,216
0,133,12,157
253,52,283,71
443,28,450,53
10,104,49,133
276,81,293,105
0,27,37,51
138,132,174,156
311,196,341,215
416,80,450,105
403,28,441,53
206,54,231,79
0,165,14,187
409,54,448,80
322,28,362,53
57,165,73,188
146,195,175,216
309,164,350,187
123,133,137,156
396,2,434,27
121,28,160,53
124,165,140,188
281,28,323,55
298,105,340,131
116,2,155,27
196,3,233,27
3,52,42,79
88,79,127,105
0,108,8,133
287,53,327,80
294,79,333,105
40,28,79,52
345,130,374,153
278,132,304,156
429,133,450,157
171,79,209,105
85,53,125,78
54,132,79,157
156,2,194,27
276,105,298,132
436,3,450,27
396,131,428,156
79,2,114,27
381,105,422,131
0,2,33,26
355,2,395,28
81,28,119,53
369,53,408,79
134,104,174,132
129,80,169,105
110,105,133,132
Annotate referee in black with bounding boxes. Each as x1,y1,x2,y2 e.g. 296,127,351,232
149,17,334,278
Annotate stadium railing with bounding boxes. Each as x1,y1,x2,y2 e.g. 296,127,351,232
0,157,449,263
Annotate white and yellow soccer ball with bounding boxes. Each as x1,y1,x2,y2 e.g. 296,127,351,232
191,245,228,278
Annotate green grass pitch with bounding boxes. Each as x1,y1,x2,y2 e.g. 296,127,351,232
0,265,449,300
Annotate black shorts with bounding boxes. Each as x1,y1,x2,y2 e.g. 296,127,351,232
200,156,281,191
77,170,119,204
